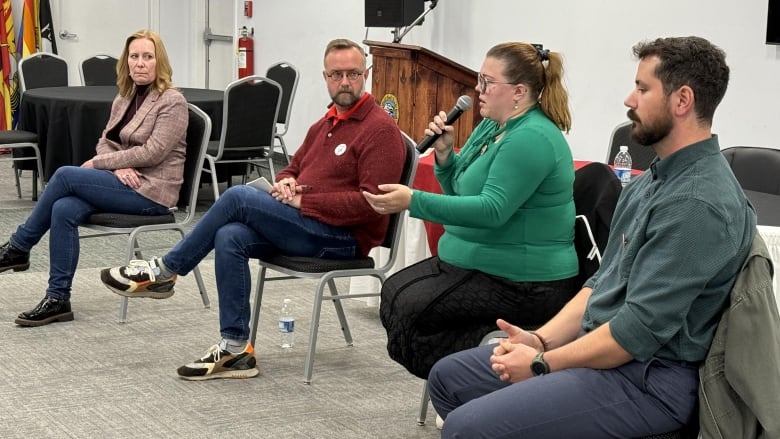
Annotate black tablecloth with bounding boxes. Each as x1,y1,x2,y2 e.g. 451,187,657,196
18,86,223,180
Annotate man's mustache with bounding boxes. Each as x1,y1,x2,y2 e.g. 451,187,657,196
626,110,639,123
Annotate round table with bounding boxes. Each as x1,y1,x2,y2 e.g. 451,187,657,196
18,86,223,180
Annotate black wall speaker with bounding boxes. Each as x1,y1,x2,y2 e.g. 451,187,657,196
768,0,780,44
365,0,423,27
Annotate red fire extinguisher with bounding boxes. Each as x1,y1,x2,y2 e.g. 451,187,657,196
237,26,254,78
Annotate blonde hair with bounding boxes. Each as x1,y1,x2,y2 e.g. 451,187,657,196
323,38,366,68
117,29,174,97
487,42,571,132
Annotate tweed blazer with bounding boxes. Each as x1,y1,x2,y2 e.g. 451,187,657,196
91,87,188,208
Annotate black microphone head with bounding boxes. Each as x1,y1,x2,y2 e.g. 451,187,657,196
455,95,473,112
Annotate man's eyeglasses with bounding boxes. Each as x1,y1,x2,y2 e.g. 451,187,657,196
477,72,514,94
325,70,364,82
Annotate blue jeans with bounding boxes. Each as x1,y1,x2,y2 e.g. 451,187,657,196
10,166,170,300
428,344,698,438
160,185,357,341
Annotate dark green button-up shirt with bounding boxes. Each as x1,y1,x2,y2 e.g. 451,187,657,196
583,135,756,362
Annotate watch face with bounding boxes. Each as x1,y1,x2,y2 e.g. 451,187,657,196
531,353,549,376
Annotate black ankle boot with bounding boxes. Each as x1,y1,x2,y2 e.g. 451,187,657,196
0,241,30,273
15,296,74,327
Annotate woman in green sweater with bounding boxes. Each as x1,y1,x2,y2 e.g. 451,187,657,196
364,42,579,379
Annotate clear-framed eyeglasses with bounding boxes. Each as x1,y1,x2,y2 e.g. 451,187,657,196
477,72,514,94
325,70,364,82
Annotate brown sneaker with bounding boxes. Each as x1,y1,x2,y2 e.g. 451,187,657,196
100,258,176,299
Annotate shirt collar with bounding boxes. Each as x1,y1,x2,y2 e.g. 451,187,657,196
650,135,721,180
325,92,373,127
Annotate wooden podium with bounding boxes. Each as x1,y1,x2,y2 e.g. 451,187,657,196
364,40,481,147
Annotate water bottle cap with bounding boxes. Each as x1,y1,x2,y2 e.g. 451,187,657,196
619,145,628,152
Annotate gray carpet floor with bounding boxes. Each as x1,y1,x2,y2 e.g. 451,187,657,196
0,163,439,438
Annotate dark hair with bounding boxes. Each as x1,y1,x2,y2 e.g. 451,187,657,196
632,36,729,125
486,42,571,132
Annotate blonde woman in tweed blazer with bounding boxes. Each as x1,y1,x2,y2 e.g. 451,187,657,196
0,30,188,327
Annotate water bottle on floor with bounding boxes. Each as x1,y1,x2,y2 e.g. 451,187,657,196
279,298,295,349
614,145,633,187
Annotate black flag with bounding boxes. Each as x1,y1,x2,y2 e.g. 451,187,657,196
38,0,58,54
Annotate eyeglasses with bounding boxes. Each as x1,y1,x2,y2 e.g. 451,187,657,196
477,72,514,94
325,70,364,82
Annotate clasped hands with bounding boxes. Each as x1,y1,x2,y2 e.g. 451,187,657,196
490,319,545,383
271,178,304,208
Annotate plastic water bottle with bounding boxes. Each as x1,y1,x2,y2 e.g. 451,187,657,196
614,145,633,187
278,298,295,349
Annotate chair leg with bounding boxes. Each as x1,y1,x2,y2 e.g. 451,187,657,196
266,155,275,180
276,136,291,165
205,157,220,201
303,278,329,384
192,265,210,308
117,239,141,323
13,164,22,199
118,296,129,323
32,169,38,201
417,381,430,425
249,266,268,346
326,278,353,345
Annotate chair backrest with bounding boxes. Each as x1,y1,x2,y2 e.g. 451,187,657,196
18,53,69,93
572,162,622,287
606,121,657,171
721,146,780,195
215,75,282,160
80,54,118,86
722,146,780,226
381,132,419,251
265,61,300,136
177,104,212,217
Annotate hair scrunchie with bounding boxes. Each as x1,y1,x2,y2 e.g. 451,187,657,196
532,43,550,62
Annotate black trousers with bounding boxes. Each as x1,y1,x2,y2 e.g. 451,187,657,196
380,256,578,379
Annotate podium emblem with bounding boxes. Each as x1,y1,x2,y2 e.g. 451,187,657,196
380,94,399,122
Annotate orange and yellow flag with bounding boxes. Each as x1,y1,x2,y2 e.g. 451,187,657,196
0,0,16,130
16,0,35,58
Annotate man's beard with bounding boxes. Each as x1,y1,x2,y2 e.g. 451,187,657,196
626,109,673,146
332,89,360,108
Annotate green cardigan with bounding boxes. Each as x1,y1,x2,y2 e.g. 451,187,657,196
409,106,578,282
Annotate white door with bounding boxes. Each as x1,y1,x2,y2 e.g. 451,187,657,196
49,0,233,90
51,0,155,86
205,0,236,90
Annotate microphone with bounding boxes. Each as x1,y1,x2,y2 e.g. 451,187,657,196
416,95,473,153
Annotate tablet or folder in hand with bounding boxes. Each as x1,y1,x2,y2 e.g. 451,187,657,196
246,176,273,193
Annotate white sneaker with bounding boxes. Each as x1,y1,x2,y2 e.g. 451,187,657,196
436,414,444,430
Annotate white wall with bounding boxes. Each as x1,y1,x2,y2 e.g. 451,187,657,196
11,0,780,160
247,0,780,161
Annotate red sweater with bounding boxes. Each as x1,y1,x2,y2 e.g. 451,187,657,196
276,94,406,256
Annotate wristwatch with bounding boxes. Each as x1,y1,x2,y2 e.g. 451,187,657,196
530,352,550,376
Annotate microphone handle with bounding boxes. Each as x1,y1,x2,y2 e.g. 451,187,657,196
415,107,465,153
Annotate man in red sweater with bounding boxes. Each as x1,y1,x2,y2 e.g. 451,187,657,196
100,38,406,380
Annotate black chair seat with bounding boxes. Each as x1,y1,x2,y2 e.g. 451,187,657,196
87,212,175,228
0,130,38,143
266,254,375,273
